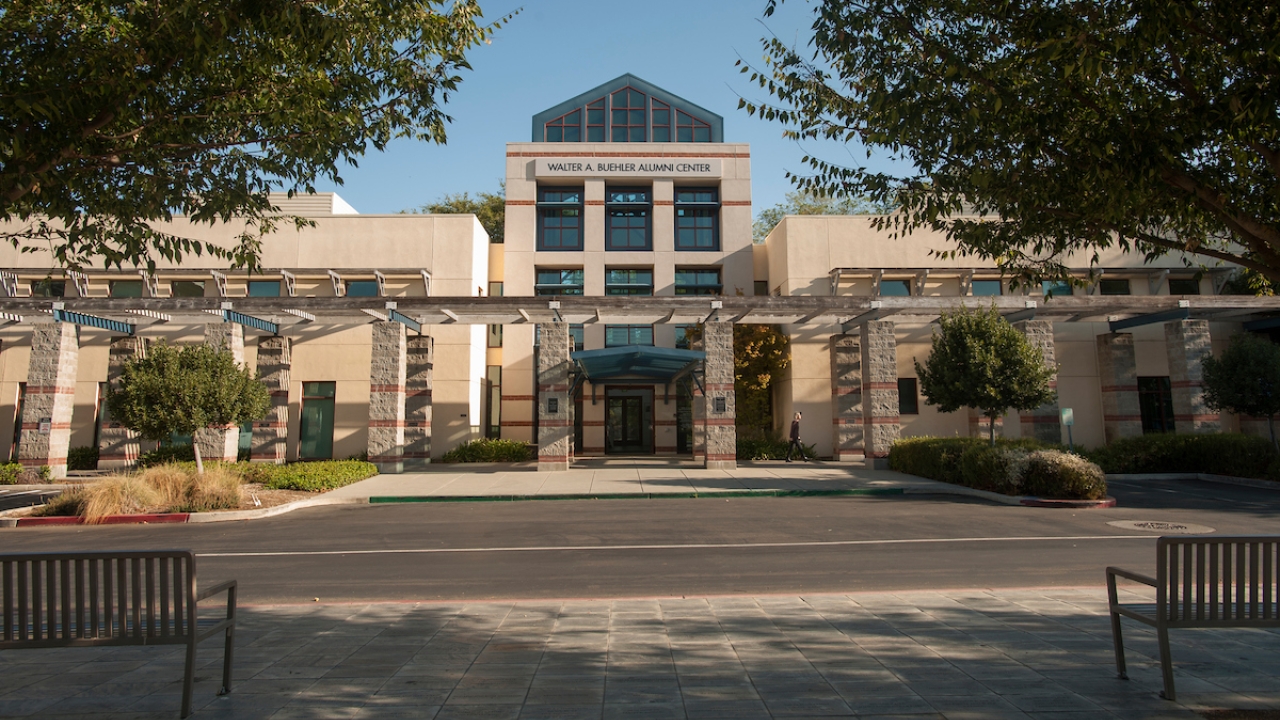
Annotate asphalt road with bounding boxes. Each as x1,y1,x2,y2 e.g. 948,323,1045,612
0,487,61,512
2,476,1277,604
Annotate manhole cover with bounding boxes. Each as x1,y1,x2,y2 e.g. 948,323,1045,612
1108,520,1216,534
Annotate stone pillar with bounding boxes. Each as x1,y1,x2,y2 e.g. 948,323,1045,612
195,323,245,462
1097,333,1143,443
1015,319,1062,443
18,323,79,479
98,337,146,470
405,335,434,468
861,320,899,468
1166,320,1219,434
250,336,290,464
700,320,736,470
367,321,407,474
537,322,573,471
830,335,864,461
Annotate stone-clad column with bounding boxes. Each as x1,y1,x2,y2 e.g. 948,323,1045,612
195,323,245,462
1166,319,1220,434
538,322,573,471
250,336,290,464
367,321,407,474
98,336,146,470
861,320,899,468
1015,319,1062,443
1097,333,1143,443
405,335,434,468
700,320,736,470
830,335,864,461
18,323,79,479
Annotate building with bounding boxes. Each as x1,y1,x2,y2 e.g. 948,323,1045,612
0,74,1274,478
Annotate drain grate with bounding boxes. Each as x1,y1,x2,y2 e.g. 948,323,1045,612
1107,520,1216,534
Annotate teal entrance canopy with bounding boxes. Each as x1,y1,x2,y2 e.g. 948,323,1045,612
570,346,704,389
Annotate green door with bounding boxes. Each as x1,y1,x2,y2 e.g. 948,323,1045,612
299,382,336,460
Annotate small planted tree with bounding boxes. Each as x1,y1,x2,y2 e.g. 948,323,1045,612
107,343,270,473
916,306,1057,445
1202,333,1280,450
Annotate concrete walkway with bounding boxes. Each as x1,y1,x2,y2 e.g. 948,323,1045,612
326,460,997,503
3,587,1276,719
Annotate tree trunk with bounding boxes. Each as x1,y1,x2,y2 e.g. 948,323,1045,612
194,440,204,475
988,412,997,446
1270,415,1278,453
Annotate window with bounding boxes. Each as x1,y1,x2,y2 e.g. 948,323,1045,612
605,325,654,347
537,188,583,251
249,281,281,297
544,108,581,142
1169,277,1200,295
754,280,769,297
675,269,722,295
110,280,143,298
879,279,911,297
485,365,502,439
898,378,919,415
1099,278,1131,296
586,98,606,142
971,280,1003,296
570,324,585,352
676,110,711,142
605,269,653,296
31,279,64,297
346,280,379,297
675,188,719,250
487,324,503,348
610,88,646,142
1042,280,1074,297
1138,377,1175,434
674,325,695,350
535,269,584,296
651,98,671,142
488,281,504,297
606,188,651,250
171,280,205,298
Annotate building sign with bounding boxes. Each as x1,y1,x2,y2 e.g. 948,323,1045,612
534,158,722,179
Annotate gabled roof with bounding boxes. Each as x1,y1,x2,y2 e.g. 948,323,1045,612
531,73,724,142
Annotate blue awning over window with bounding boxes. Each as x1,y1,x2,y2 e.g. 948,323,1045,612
571,346,704,384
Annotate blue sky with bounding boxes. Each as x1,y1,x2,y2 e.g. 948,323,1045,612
314,0,902,217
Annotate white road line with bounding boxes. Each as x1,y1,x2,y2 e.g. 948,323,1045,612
200,534,1157,559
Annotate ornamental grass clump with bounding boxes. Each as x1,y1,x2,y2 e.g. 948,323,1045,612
81,476,160,523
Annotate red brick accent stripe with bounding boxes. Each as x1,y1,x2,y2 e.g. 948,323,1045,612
370,384,405,393
406,421,432,428
586,200,604,206
654,200,674,206
868,417,899,424
503,395,536,401
582,421,604,427
540,419,572,427
865,382,898,390
368,420,407,428
21,422,71,430
507,200,535,206
1174,414,1220,421
704,418,735,426
722,201,752,206
502,421,535,427
1104,415,1142,422
25,386,75,395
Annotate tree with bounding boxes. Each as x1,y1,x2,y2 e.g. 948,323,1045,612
915,306,1057,445
0,1,512,271
410,183,505,243
753,189,893,243
734,324,790,436
1202,333,1280,450
106,342,270,473
742,1,1280,284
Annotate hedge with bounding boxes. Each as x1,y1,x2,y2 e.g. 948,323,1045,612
737,437,818,461
1084,433,1277,479
68,446,99,471
889,436,1107,500
138,444,196,468
236,460,378,492
442,438,533,463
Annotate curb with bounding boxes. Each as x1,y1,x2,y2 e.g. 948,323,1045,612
10,513,190,527
1109,473,1280,492
903,484,1116,508
1020,496,1117,508
369,488,907,503
0,495,367,528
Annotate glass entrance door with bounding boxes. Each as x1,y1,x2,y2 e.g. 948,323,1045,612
605,388,653,454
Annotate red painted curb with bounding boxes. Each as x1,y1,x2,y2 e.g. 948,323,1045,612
15,513,191,527
1019,496,1117,509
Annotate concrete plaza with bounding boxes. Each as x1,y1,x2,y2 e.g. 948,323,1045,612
2,586,1277,719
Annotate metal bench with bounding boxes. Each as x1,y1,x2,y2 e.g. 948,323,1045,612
1,550,236,718
1107,535,1279,701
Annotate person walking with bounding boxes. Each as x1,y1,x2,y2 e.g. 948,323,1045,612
785,411,809,462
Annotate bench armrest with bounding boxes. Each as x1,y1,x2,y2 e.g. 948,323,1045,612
1106,566,1156,587
197,579,238,602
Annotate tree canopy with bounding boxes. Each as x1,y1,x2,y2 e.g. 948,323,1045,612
742,0,1280,283
106,342,270,471
915,306,1057,445
752,189,893,243
410,184,504,243
0,0,511,270
1202,333,1280,449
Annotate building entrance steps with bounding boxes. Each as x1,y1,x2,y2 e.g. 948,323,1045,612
2,588,1268,719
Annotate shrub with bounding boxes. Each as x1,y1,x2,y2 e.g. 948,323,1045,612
67,445,99,471
238,460,378,492
138,444,195,468
889,437,986,484
32,490,87,517
1084,433,1276,478
0,463,22,485
1022,450,1108,499
442,438,533,463
958,444,1029,495
737,437,818,460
